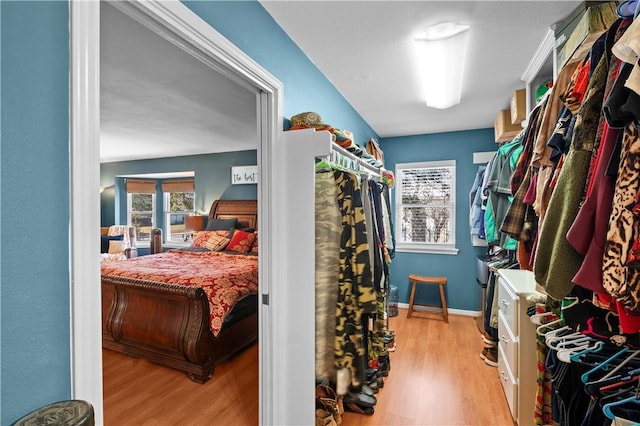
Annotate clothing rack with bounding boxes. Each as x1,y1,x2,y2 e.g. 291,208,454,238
328,143,382,177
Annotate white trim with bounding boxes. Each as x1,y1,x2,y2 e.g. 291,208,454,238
520,28,555,84
472,151,495,165
71,2,285,424
396,244,459,255
70,1,103,423
397,303,480,318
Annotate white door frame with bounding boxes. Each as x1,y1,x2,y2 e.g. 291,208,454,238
69,1,283,424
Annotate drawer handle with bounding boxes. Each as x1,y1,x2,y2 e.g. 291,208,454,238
500,299,510,307
500,370,508,381
500,335,509,343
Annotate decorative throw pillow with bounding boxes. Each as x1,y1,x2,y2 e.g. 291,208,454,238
108,239,127,254
225,229,257,254
204,234,230,251
205,217,238,231
191,231,213,248
214,229,234,239
101,235,123,253
250,232,258,254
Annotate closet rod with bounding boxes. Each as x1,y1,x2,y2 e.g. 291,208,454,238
329,142,381,175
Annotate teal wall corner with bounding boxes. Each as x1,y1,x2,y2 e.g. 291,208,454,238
381,128,497,311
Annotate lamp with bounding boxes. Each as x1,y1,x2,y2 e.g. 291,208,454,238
184,215,205,242
415,22,470,109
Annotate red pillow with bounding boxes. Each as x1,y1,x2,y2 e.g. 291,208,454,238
225,229,257,253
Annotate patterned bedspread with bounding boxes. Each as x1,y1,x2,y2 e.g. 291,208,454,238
101,250,258,336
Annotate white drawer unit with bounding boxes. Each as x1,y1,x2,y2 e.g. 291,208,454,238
496,269,543,426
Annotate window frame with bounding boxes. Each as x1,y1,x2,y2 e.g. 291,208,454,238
127,192,156,246
395,160,459,255
163,191,196,246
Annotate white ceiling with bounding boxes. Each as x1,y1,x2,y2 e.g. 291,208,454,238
261,1,581,138
101,1,583,163
100,2,259,163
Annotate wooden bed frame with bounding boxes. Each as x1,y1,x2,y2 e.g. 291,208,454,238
101,199,258,383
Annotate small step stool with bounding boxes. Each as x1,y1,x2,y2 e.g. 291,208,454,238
407,274,448,323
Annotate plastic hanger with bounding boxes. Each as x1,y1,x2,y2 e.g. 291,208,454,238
598,351,640,381
544,326,579,344
603,394,640,420
568,341,606,363
558,341,604,363
530,311,558,326
581,347,630,384
536,319,565,337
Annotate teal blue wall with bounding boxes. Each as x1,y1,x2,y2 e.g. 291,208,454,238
1,1,72,422
380,128,497,312
100,150,258,228
0,1,379,422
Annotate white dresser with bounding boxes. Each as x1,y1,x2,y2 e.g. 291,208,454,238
496,269,544,425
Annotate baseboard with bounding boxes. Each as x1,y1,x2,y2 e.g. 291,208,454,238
396,303,481,318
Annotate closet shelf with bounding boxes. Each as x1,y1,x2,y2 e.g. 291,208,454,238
329,142,382,175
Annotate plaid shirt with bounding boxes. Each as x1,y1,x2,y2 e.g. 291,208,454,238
510,100,546,195
501,165,533,240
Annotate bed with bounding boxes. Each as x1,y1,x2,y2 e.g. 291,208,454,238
101,199,259,383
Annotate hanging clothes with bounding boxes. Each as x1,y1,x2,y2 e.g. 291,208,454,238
484,137,523,250
535,19,625,300
314,169,342,384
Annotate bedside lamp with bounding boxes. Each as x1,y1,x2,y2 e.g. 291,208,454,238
184,215,205,242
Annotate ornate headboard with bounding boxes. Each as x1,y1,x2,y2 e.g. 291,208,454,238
208,199,258,230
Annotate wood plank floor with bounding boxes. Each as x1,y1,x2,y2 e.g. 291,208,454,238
103,309,513,425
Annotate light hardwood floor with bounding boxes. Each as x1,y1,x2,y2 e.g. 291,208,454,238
103,309,513,425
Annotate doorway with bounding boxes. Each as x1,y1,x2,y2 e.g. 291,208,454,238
69,1,282,423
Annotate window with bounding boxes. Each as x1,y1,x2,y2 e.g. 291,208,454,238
162,179,195,245
164,192,195,244
395,160,458,255
128,192,155,244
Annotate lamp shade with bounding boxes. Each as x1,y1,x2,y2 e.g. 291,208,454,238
185,215,205,232
415,22,470,109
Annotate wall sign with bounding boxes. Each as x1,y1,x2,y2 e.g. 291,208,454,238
231,165,258,184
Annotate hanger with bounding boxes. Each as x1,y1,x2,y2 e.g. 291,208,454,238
530,311,558,326
536,318,565,337
597,351,640,381
581,347,630,384
603,392,640,420
558,341,604,363
538,323,567,339
547,332,593,351
567,341,606,363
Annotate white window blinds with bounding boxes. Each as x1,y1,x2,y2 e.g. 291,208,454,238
396,160,457,254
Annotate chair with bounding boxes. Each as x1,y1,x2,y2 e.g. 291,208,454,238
100,225,138,263
407,274,448,323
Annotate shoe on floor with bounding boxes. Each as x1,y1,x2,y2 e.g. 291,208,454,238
480,347,498,367
480,330,497,346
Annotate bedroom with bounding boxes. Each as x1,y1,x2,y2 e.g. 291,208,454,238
3,1,632,425
98,1,262,422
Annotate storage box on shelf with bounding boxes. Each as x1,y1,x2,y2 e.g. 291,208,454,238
510,89,526,125
555,1,618,70
494,109,522,143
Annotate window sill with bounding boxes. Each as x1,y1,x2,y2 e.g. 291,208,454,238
396,245,459,255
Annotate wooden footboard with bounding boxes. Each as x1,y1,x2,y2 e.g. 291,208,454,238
102,275,257,383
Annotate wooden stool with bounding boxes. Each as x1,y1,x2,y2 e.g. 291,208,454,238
407,274,448,323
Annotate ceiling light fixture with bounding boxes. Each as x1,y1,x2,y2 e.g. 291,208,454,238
415,22,470,109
